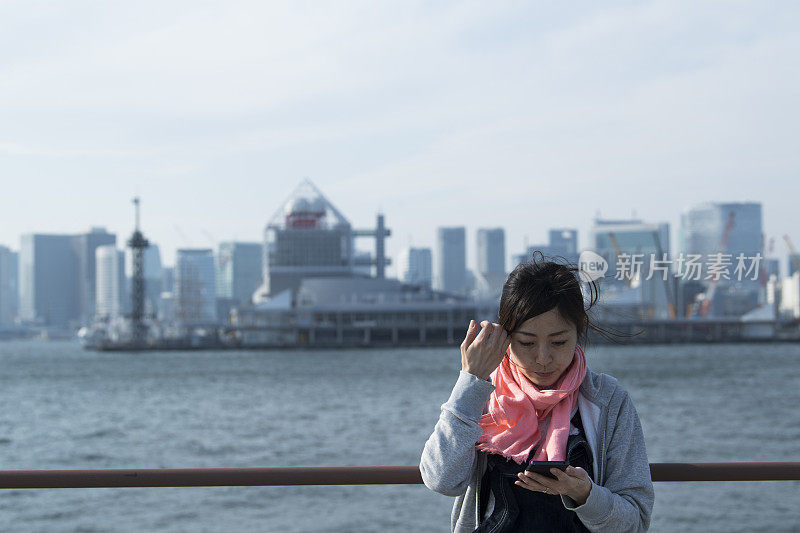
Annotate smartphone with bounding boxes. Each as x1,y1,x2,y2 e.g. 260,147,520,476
525,460,570,479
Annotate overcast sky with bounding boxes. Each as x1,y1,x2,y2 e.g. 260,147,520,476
1,0,798,275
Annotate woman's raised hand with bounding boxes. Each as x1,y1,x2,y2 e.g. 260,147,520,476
460,320,511,381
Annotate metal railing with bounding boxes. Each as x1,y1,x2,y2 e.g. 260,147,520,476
1,463,799,489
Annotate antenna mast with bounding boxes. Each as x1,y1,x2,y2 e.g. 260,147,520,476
127,197,150,347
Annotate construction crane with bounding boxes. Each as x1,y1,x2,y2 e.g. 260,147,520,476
756,233,768,306
698,211,736,317
201,229,217,248
651,231,676,319
607,232,630,287
784,234,800,275
173,225,193,247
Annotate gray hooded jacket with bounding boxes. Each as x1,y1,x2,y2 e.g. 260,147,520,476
419,370,654,532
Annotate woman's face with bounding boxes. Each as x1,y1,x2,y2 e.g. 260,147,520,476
507,307,578,389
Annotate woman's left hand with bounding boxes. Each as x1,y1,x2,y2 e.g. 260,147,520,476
515,466,592,506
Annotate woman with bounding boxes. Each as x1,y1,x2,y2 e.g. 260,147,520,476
419,254,654,532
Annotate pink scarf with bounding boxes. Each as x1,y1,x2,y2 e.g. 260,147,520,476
475,344,587,464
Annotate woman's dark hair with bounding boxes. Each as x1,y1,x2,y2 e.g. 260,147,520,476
498,250,629,345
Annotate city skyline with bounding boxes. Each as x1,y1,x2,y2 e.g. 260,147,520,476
2,197,796,277
3,196,791,329
1,2,799,276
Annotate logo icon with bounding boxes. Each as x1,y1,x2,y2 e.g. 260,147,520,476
578,251,608,282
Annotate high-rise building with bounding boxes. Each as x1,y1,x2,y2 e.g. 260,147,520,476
512,228,580,268
680,203,761,260
71,227,117,324
590,218,672,319
19,229,118,326
143,245,163,319
397,247,432,289
436,227,467,295
158,266,175,322
162,266,174,294
0,246,18,327
95,245,125,320
476,228,505,277
591,218,670,279
548,229,579,263
217,242,263,304
175,249,217,323
765,257,780,280
474,229,505,300
680,202,762,315
789,254,800,277
19,234,78,327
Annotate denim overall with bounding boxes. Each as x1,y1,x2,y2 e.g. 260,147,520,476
474,410,594,533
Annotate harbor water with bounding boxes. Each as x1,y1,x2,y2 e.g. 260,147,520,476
1,340,799,532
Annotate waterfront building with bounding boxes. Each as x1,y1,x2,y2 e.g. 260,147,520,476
548,228,579,265
514,246,545,267
175,249,217,324
436,227,467,295
475,229,505,300
17,227,119,326
95,246,125,320
0,246,18,327
549,228,578,256
19,234,79,327
216,242,263,304
157,267,175,322
353,250,374,278
476,228,505,277
252,179,390,302
591,218,670,278
590,218,672,319
162,266,174,294
779,272,800,319
234,276,491,347
680,203,761,260
765,258,780,279
234,180,489,348
511,228,579,268
680,202,762,316
70,227,117,324
789,254,800,277
158,291,175,323
215,241,262,322
144,245,163,319
397,247,432,289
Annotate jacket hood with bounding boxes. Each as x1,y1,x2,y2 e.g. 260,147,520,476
579,369,619,408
